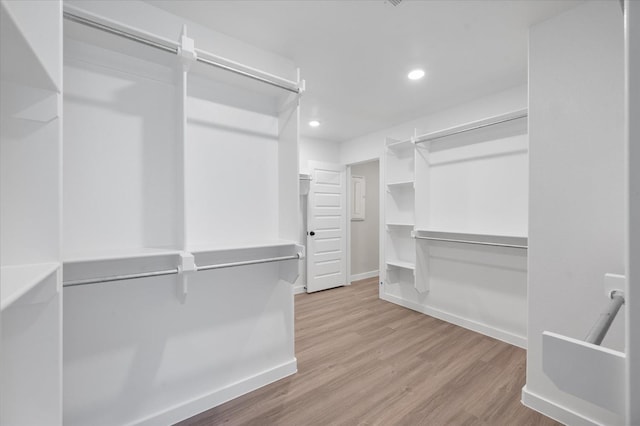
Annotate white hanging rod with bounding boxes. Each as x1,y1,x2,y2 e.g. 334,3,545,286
63,10,302,94
196,253,301,272
63,268,180,287
63,11,179,54
413,230,528,250
585,290,625,345
414,235,528,249
414,111,528,145
62,254,301,287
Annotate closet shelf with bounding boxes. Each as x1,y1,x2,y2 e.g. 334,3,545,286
386,138,413,151
1,262,59,311
187,240,301,254
386,259,415,270
386,222,415,228
63,247,183,263
387,180,414,189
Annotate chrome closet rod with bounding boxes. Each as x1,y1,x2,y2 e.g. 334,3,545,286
414,113,528,144
585,291,625,345
63,11,301,94
63,268,180,287
196,253,301,272
63,12,178,54
414,235,528,249
63,254,301,287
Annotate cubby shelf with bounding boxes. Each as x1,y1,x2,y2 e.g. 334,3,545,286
1,262,59,311
387,180,414,189
386,259,415,270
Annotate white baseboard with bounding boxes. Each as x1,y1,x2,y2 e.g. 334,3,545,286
380,292,527,349
521,386,601,426
293,284,306,295
350,270,379,282
136,359,298,425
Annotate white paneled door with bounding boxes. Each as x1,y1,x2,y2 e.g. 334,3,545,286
306,161,347,293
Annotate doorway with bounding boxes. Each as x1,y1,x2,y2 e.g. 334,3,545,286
348,159,380,284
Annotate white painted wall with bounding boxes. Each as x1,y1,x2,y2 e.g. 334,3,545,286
299,136,341,174
350,160,379,279
524,2,625,425
295,137,341,293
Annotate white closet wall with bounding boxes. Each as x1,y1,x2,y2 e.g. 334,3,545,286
524,2,625,424
0,1,63,424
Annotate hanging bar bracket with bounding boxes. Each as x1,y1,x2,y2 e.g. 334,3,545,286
177,252,196,303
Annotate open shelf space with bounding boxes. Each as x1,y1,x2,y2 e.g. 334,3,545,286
1,263,59,311
62,37,181,256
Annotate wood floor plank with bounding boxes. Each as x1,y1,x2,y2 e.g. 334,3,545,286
177,278,559,426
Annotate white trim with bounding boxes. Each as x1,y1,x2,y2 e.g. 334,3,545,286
521,386,603,426
350,270,379,282
293,284,306,295
134,359,297,426
346,165,352,286
380,293,527,349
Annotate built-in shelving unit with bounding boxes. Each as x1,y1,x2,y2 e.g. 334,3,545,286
383,137,417,291
0,1,63,424
59,4,304,425
381,109,529,346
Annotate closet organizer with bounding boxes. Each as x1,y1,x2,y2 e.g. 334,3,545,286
382,110,529,347
61,4,304,426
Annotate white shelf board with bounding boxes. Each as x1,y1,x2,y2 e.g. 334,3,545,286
1,262,59,311
386,222,415,227
387,180,414,188
187,240,301,255
386,259,415,270
63,247,182,263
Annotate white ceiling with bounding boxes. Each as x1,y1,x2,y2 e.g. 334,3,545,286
148,0,583,143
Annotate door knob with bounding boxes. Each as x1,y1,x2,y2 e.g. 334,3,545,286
309,231,315,236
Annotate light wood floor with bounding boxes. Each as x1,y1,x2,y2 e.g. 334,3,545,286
179,277,559,426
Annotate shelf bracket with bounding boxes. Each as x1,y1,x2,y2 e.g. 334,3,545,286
177,25,197,71
177,252,196,304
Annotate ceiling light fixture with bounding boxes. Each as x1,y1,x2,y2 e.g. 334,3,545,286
408,69,425,81
309,120,320,127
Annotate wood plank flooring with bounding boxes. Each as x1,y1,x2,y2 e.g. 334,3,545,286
178,277,559,426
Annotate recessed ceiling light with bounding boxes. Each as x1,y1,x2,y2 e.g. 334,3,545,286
408,69,425,80
309,120,320,127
